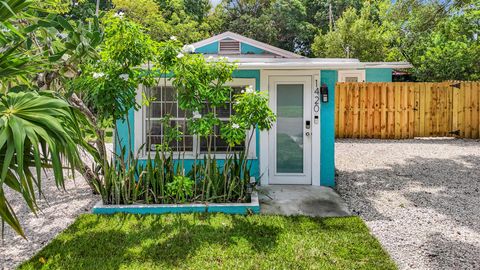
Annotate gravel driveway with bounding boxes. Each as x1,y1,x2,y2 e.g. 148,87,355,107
0,172,98,270
336,138,480,270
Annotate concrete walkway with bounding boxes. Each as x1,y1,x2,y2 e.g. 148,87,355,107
258,185,351,217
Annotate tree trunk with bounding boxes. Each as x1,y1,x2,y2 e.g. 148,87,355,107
68,93,108,194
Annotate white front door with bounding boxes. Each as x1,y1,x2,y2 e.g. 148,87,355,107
268,76,312,184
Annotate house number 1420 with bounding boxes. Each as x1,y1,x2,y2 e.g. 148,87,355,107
313,81,320,113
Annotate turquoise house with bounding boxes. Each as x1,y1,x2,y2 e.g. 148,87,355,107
117,32,410,187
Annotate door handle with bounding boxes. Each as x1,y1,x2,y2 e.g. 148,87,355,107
305,131,310,136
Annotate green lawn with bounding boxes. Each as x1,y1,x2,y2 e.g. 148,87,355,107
19,214,396,270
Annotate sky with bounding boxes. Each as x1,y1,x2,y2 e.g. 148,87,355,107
210,0,221,7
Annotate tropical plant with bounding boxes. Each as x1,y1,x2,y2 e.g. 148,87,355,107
166,175,194,203
0,91,86,237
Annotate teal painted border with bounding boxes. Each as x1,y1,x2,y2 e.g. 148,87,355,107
320,70,337,187
92,205,260,215
92,192,260,215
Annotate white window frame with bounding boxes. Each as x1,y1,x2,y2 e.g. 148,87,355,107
134,78,257,160
338,70,366,82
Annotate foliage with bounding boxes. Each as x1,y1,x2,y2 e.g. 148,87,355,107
231,88,276,131
211,0,304,54
0,0,44,87
211,0,365,55
94,36,275,206
0,91,86,237
98,148,253,204
166,175,194,202
303,0,363,33
112,0,211,43
311,2,397,61
388,0,480,81
212,0,479,80
75,13,155,122
18,214,397,270
0,0,103,237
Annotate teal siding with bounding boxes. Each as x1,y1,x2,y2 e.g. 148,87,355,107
320,70,337,187
195,41,218,54
115,108,135,156
196,41,268,55
135,159,259,180
366,68,392,82
241,43,265,54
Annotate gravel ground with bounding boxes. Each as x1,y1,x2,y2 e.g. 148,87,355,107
336,138,480,270
0,171,99,270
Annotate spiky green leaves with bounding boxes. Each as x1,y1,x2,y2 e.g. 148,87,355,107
0,91,83,238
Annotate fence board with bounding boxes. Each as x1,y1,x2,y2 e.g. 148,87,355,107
335,81,480,139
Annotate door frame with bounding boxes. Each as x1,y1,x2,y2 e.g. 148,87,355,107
268,76,312,184
259,70,321,186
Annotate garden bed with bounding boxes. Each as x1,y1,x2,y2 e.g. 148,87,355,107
92,191,260,215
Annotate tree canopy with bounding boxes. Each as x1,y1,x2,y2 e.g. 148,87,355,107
211,0,479,81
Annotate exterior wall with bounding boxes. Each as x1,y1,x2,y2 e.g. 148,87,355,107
320,70,337,187
366,68,392,82
116,66,393,187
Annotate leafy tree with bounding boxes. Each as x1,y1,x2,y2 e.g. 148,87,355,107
183,0,211,22
388,0,480,81
211,0,278,46
311,2,397,61
113,0,211,43
303,0,362,32
212,0,316,54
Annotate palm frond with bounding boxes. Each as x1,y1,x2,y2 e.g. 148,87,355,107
0,91,84,238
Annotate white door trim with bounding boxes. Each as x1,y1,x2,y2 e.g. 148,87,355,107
259,70,320,186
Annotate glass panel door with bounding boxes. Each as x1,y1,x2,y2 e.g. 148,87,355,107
276,84,304,173
268,76,312,185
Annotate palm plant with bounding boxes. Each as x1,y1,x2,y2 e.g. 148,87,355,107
0,91,85,238
0,0,45,87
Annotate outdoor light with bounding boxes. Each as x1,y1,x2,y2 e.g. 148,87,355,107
320,83,329,103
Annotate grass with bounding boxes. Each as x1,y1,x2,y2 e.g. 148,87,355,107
19,214,396,270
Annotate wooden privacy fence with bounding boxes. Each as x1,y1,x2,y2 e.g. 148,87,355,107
335,81,480,139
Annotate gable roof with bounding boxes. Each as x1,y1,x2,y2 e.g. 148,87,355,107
190,31,305,59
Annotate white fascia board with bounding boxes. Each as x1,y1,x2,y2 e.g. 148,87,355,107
235,62,364,70
234,61,412,70
363,62,413,69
